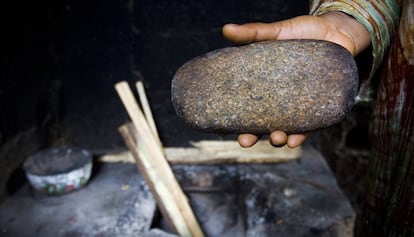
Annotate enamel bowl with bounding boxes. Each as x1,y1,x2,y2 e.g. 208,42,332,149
23,147,93,195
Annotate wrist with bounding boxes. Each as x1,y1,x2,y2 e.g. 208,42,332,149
321,12,371,56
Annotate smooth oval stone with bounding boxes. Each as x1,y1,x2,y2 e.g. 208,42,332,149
171,39,358,134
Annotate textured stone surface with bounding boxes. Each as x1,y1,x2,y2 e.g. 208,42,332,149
172,39,358,134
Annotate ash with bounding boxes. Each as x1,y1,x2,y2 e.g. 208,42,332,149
0,146,354,237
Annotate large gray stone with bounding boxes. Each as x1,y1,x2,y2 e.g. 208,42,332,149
172,39,358,134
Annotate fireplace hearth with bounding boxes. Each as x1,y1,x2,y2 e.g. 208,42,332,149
0,146,354,237
2,0,373,236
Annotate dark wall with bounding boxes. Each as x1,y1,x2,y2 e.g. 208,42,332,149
1,0,309,199
1,0,134,199
2,0,133,151
132,0,309,90
2,0,309,151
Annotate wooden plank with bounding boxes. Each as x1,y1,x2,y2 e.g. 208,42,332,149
167,140,301,164
100,139,301,164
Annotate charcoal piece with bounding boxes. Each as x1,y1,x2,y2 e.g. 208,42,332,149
171,39,358,134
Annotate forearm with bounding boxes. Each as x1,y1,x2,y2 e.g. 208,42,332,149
310,0,401,78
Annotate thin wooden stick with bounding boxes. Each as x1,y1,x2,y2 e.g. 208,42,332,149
119,124,191,236
115,81,204,237
135,81,161,146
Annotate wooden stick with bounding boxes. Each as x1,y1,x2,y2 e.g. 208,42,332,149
100,147,301,164
99,137,301,165
165,143,301,164
135,81,161,146
115,81,204,237
119,124,190,236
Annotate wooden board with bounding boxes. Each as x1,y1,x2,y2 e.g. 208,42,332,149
100,139,301,164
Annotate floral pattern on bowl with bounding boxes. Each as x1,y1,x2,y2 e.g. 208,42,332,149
23,147,93,195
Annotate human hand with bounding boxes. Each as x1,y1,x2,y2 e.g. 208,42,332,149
222,12,370,148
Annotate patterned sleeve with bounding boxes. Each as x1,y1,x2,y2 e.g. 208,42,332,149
310,0,401,78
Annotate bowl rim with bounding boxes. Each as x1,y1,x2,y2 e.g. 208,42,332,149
23,146,92,176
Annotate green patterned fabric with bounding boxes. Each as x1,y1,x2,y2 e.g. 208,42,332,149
310,0,401,101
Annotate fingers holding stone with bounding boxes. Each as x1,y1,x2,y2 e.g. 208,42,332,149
286,134,307,148
238,134,260,147
270,131,307,148
238,132,306,148
269,131,288,146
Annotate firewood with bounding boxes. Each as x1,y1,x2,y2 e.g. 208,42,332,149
135,80,161,146
115,81,204,237
118,124,190,236
99,139,301,165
